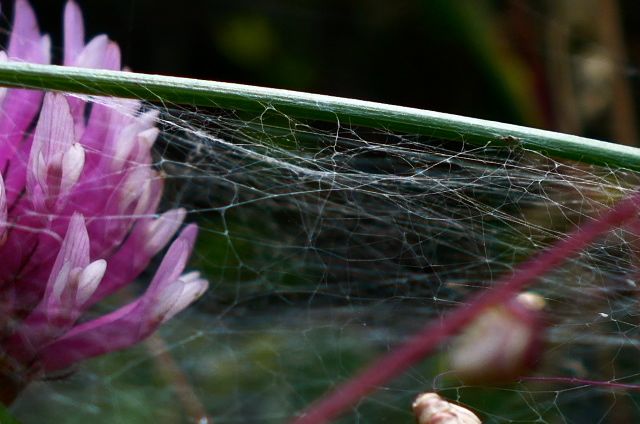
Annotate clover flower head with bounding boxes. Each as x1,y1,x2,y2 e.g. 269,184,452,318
0,0,208,391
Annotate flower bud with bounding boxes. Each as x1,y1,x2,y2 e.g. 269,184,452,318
449,292,545,383
412,392,481,424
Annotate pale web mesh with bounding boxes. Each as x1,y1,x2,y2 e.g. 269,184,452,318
7,1,640,423
8,97,640,423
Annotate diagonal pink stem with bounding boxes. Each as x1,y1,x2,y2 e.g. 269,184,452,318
292,189,640,424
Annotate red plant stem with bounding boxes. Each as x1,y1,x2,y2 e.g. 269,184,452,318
292,190,640,424
523,376,640,391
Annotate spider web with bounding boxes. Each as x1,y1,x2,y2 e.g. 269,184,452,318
7,97,640,424
7,1,640,423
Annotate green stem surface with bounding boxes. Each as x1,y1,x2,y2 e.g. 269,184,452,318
0,62,639,170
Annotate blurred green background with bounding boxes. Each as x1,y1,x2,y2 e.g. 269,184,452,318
20,0,640,142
